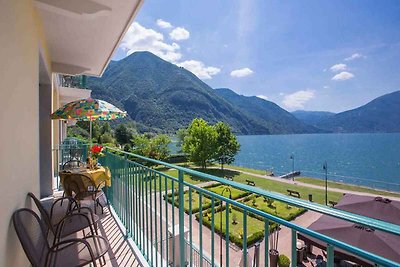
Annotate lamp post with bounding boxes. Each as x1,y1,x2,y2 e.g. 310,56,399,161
220,187,232,267
290,154,295,181
323,161,328,205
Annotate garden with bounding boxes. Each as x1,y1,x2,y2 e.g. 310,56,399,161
196,206,269,248
203,184,252,200
166,190,217,214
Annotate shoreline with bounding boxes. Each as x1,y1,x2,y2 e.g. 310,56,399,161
223,165,400,200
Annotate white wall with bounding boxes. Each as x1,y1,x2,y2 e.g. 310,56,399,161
0,0,51,265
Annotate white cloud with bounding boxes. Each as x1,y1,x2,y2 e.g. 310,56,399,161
257,95,268,100
156,19,172,29
178,60,220,79
230,68,253,78
330,63,347,72
169,27,190,41
282,90,315,110
345,53,365,61
120,22,219,80
332,71,354,81
120,22,182,62
323,85,329,89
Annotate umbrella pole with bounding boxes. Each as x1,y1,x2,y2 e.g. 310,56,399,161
89,120,92,149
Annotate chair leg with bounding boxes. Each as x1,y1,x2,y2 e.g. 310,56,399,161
97,199,104,214
60,191,65,206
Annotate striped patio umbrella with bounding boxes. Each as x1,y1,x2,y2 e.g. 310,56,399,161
51,98,127,146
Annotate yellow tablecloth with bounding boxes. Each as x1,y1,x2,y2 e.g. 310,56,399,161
60,166,112,189
84,166,112,187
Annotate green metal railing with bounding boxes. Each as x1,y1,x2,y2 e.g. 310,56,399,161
98,147,400,267
53,139,88,189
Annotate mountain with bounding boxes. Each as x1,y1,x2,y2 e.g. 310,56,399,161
292,110,335,127
88,51,272,135
316,91,400,133
214,88,321,134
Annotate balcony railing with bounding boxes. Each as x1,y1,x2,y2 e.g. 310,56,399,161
56,143,400,266
59,74,87,89
53,139,88,189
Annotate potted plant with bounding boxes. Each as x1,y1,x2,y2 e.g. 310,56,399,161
278,254,290,267
252,195,258,207
232,213,238,225
89,144,104,169
267,198,275,208
269,225,280,267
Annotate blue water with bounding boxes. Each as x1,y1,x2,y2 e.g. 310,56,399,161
234,133,400,192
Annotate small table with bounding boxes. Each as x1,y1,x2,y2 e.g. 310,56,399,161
60,166,112,196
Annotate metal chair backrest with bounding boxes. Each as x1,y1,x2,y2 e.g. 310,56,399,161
63,173,96,200
12,208,50,267
28,193,54,235
62,159,84,171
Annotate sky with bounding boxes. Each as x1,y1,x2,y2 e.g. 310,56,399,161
113,0,400,113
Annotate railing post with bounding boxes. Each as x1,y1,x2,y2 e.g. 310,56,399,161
327,244,334,267
105,148,110,205
291,229,297,267
178,169,186,267
124,153,129,238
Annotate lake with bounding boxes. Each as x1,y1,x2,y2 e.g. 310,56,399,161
234,133,400,192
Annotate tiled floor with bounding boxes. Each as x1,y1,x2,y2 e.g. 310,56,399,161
96,207,140,267
47,192,141,267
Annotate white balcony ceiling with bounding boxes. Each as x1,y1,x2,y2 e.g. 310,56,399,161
35,0,143,76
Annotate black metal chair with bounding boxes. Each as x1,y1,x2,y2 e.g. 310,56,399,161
12,208,109,267
62,173,106,214
28,192,100,245
62,159,84,171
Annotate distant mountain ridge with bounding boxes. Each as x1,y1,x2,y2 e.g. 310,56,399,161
87,51,400,134
315,91,400,133
292,110,336,127
215,88,320,134
88,52,273,134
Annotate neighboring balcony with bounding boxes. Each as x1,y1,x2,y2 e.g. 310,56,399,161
60,75,88,89
54,142,400,267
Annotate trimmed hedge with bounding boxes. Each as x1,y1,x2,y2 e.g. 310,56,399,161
241,195,307,222
165,190,219,214
202,183,253,200
195,205,273,249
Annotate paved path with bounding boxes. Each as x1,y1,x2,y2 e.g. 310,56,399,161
216,167,400,201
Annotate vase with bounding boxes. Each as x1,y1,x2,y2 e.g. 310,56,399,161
269,249,279,267
92,158,98,169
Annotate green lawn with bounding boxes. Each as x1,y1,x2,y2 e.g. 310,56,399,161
187,168,343,205
226,165,271,175
175,162,270,176
167,190,215,213
242,196,305,221
155,165,343,205
296,177,400,198
198,207,266,248
151,166,210,191
204,184,252,200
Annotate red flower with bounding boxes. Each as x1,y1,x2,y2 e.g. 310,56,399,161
91,145,103,154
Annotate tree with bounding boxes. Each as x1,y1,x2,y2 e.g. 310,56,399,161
213,122,240,170
100,122,112,135
175,128,187,153
99,132,114,144
131,134,171,161
182,118,216,169
115,124,132,145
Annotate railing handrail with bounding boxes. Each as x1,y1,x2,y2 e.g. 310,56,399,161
105,146,400,237
182,179,398,267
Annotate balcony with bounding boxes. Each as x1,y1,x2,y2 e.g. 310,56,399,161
60,75,88,89
53,143,400,267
